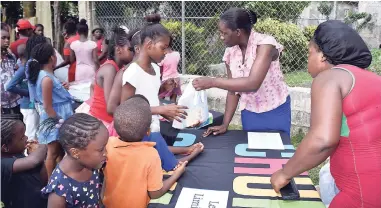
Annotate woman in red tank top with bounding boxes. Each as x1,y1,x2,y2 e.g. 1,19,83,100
54,19,79,82
271,20,381,208
92,27,108,65
89,26,134,132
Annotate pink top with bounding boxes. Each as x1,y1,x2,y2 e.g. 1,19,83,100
158,51,180,81
70,40,97,82
223,30,289,113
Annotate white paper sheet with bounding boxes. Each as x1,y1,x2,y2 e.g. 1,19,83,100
175,188,229,208
247,132,284,150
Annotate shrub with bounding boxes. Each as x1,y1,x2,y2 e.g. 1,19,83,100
369,49,381,75
162,20,209,75
255,18,308,73
303,25,318,41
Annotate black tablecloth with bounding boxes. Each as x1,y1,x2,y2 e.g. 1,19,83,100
159,99,224,146
149,130,325,208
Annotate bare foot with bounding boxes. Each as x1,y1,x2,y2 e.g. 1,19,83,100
183,142,203,155
189,143,204,155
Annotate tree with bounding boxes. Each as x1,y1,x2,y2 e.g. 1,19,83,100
22,1,35,18
344,11,373,32
246,1,311,22
53,1,62,53
317,2,334,20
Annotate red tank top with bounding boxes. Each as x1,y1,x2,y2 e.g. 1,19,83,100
89,60,120,123
329,64,381,208
65,34,80,82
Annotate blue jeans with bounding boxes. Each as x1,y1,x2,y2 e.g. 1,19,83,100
143,132,178,171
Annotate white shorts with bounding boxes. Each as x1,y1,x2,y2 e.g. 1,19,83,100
20,109,40,141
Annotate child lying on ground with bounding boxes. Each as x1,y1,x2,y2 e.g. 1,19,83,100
103,95,203,207
1,119,48,208
41,113,108,208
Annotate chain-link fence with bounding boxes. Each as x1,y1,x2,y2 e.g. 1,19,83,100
95,1,381,87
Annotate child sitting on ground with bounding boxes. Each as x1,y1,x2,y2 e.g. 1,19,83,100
41,113,108,207
104,95,201,207
1,119,48,208
158,44,182,102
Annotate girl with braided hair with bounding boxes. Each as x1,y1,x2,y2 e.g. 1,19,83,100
27,42,73,178
1,119,48,208
41,113,107,207
193,8,291,137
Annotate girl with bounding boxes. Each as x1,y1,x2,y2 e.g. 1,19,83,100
92,26,108,65
42,113,107,208
70,19,99,83
192,8,291,137
1,119,48,208
27,42,73,178
1,24,21,119
270,20,381,208
54,19,79,82
158,44,182,102
90,26,134,133
121,16,204,171
34,24,52,44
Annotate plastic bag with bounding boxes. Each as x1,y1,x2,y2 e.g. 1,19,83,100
172,81,210,129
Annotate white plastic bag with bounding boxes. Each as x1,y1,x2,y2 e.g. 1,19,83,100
172,81,209,129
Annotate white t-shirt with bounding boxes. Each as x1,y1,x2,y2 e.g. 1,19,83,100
122,62,161,132
53,49,69,82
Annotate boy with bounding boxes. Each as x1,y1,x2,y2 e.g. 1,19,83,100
103,95,201,207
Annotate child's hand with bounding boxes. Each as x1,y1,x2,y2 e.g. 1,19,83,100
26,140,39,155
174,161,188,174
62,82,69,90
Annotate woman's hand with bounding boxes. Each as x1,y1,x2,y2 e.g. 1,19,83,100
202,124,228,137
192,77,214,91
160,104,187,122
270,169,292,193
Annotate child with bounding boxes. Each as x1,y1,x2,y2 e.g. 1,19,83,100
6,44,40,141
1,24,21,119
1,119,48,208
70,19,99,82
104,95,198,207
120,23,204,171
92,26,108,65
89,26,134,131
42,113,108,207
27,42,73,178
158,45,182,102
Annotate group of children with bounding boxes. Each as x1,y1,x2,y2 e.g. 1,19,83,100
1,13,201,208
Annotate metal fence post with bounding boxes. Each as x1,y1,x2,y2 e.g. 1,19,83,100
181,0,186,74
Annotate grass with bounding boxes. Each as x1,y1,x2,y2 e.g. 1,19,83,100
283,71,312,87
229,125,323,185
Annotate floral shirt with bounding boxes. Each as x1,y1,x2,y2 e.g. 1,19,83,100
223,30,289,113
41,166,102,208
1,53,21,108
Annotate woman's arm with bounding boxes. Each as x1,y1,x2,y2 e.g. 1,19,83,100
6,66,29,96
98,39,108,61
220,64,239,127
92,48,100,71
54,42,71,70
271,70,345,192
196,45,278,92
106,70,124,115
69,48,75,65
41,77,57,118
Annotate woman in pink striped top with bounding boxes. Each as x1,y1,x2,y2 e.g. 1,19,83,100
193,8,290,136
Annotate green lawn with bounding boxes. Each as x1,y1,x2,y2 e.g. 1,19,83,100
229,125,323,185
283,71,312,87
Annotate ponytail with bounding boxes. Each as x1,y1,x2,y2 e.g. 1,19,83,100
27,42,55,84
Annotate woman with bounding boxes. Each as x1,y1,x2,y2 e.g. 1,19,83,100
54,19,79,82
270,20,381,208
70,19,99,82
192,8,290,137
92,26,108,65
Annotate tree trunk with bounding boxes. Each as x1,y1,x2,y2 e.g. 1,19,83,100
53,1,63,53
22,1,35,18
